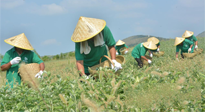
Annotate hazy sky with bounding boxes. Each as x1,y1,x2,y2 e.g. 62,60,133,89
0,0,204,56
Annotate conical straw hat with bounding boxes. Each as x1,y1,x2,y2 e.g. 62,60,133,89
71,16,106,42
174,37,185,46
143,41,157,50
4,33,34,50
182,30,194,38
147,37,159,44
116,40,125,46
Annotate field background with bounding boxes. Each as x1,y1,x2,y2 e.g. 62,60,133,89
0,37,205,111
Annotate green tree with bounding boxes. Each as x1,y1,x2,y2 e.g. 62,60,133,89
42,56,50,62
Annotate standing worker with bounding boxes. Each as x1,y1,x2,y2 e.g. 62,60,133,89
1,33,45,88
131,41,157,68
174,37,194,59
115,40,129,55
182,30,198,50
71,16,122,79
147,37,160,57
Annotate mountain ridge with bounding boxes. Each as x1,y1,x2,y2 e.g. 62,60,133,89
122,35,167,47
196,31,205,37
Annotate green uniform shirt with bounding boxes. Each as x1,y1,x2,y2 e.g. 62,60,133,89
115,44,128,55
187,35,197,46
176,39,194,54
75,26,116,74
1,47,43,88
131,43,148,58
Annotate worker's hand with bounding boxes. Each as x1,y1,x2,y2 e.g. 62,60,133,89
157,48,160,52
188,48,192,52
10,57,21,65
82,75,89,80
124,50,128,54
116,52,119,55
148,60,152,64
111,60,122,72
195,45,198,49
35,70,44,79
150,53,153,58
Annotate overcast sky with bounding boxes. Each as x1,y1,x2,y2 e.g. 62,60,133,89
0,0,204,56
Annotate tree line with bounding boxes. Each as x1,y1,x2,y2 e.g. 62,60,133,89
41,52,75,62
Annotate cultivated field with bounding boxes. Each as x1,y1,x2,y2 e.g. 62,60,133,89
0,37,205,111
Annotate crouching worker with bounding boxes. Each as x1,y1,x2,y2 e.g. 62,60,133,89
1,33,45,89
174,37,194,60
71,16,122,79
115,40,129,55
131,41,157,68
147,37,160,57
182,30,198,50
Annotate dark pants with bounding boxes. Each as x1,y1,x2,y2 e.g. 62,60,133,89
181,54,184,59
135,58,143,68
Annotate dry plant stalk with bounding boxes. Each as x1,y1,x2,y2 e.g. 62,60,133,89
91,84,95,90
177,77,185,84
81,93,102,112
162,72,169,76
151,71,162,77
78,81,84,91
145,67,152,73
59,94,68,105
88,90,95,94
115,95,124,111
111,80,122,95
77,102,82,111
111,78,116,87
176,86,182,90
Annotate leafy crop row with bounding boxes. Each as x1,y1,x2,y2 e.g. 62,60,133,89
0,37,205,111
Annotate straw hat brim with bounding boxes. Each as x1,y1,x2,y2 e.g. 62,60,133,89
71,16,106,42
174,37,185,46
116,40,125,46
4,33,34,50
4,40,34,50
143,41,157,50
182,31,194,38
147,37,159,44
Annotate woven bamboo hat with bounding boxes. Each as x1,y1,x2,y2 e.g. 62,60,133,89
4,33,34,50
182,30,194,38
147,37,159,44
143,41,157,50
71,16,106,42
116,40,125,46
174,37,185,46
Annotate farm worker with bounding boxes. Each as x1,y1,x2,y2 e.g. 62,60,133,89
182,30,198,50
174,37,194,59
1,33,45,88
131,41,157,68
71,16,122,78
115,40,129,55
147,37,160,57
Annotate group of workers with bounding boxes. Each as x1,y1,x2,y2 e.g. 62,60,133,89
0,16,200,88
130,30,198,68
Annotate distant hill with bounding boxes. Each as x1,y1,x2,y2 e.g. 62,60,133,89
197,31,205,37
122,35,167,47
